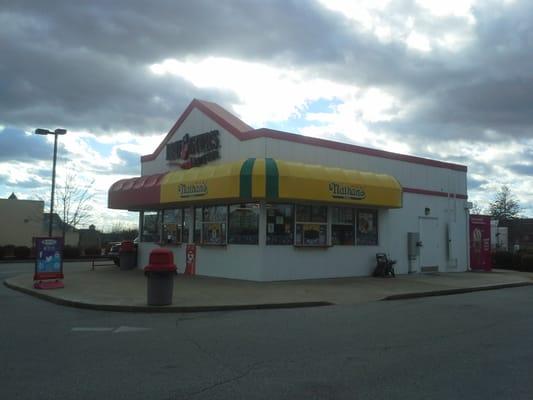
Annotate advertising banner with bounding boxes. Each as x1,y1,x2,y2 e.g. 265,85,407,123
34,237,64,281
469,215,492,271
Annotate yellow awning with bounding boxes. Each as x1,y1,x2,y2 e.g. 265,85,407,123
111,158,402,209
273,160,402,208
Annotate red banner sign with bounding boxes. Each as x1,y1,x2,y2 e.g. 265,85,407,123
469,215,492,271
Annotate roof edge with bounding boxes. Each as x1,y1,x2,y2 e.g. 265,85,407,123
243,128,467,172
141,101,467,173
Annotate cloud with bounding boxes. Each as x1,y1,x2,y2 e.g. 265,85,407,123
0,127,56,161
1,0,533,221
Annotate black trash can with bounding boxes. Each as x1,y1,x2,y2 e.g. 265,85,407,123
119,240,137,270
144,248,177,306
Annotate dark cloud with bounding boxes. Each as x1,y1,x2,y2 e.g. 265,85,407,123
0,0,349,134
508,164,533,176
2,0,533,144
0,127,56,161
112,149,141,175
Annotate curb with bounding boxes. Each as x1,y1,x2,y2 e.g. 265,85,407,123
3,280,333,313
383,282,533,301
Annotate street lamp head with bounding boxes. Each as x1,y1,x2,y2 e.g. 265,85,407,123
35,128,67,136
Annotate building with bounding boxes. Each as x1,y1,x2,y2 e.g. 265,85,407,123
108,99,469,281
0,194,79,247
0,194,44,247
502,219,533,251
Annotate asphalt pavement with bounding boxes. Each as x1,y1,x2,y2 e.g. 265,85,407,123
3,261,533,312
1,262,533,400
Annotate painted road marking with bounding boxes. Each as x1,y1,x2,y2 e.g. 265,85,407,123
113,326,152,333
72,327,114,332
71,326,152,333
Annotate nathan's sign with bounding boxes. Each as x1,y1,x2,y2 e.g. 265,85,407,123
166,130,220,169
329,182,366,200
178,182,208,198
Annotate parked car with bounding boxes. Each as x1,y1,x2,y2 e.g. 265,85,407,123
107,242,121,266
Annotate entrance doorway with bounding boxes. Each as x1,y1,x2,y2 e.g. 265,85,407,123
419,217,440,272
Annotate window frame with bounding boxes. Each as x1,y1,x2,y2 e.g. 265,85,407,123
161,208,187,245
356,208,379,246
200,205,228,246
228,203,260,245
266,203,295,245
331,206,355,246
294,204,328,247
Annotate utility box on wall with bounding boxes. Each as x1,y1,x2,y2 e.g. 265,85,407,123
407,232,420,260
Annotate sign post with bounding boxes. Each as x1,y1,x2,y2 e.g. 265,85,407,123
33,237,65,289
184,244,196,276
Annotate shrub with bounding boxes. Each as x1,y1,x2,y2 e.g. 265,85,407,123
2,244,15,258
14,246,31,259
519,254,533,272
63,245,80,259
493,251,513,269
84,247,101,256
0,246,4,259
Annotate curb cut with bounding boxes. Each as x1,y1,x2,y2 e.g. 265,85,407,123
383,282,533,301
3,280,333,313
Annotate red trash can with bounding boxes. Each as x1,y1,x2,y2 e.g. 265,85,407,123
144,248,177,306
119,240,137,270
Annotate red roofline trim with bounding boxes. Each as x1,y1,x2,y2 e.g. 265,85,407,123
141,100,467,172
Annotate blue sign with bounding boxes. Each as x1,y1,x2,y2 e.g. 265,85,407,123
34,237,64,279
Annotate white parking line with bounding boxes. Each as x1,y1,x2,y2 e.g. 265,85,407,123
71,326,152,333
71,327,114,332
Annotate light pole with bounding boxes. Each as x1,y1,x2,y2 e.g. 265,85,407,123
35,128,67,237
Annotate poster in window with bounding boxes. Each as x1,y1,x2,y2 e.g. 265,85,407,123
204,223,224,244
357,209,378,245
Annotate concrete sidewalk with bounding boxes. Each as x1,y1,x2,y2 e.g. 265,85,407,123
4,262,533,312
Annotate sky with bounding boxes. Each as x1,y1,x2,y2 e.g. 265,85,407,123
1,0,532,231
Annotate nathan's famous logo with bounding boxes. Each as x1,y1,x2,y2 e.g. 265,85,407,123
166,130,221,169
178,182,208,198
328,182,366,200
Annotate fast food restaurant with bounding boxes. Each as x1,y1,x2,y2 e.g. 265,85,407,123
108,99,469,281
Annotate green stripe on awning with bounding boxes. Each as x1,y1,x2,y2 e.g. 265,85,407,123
239,158,255,198
265,158,279,199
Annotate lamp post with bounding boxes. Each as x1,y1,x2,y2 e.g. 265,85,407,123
35,128,67,237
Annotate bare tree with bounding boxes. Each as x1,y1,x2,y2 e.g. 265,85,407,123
470,202,484,215
56,170,95,238
488,185,521,224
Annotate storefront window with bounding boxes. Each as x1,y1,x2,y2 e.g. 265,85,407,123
228,203,259,244
162,209,183,244
193,207,202,244
266,204,294,245
357,209,378,245
294,205,328,246
331,207,355,245
141,211,161,243
182,207,192,244
202,205,227,245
